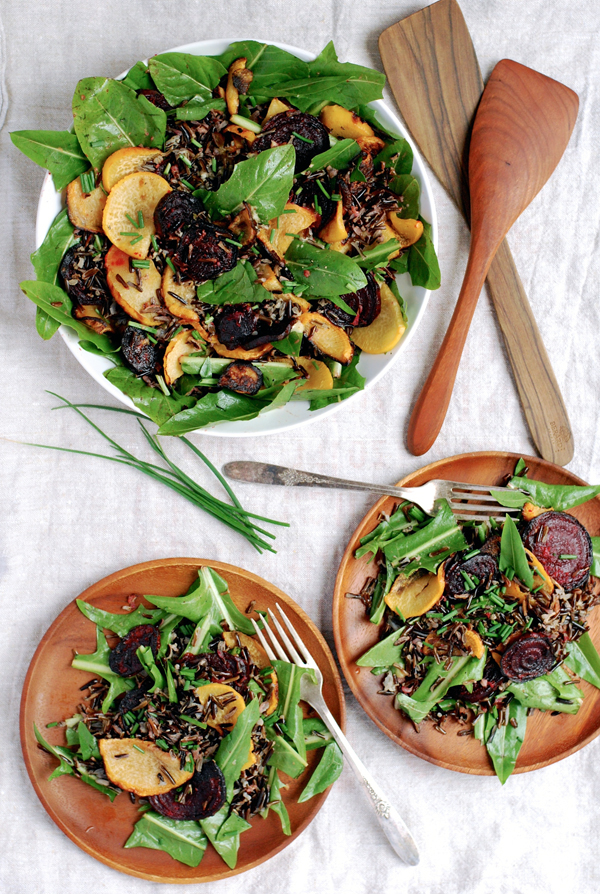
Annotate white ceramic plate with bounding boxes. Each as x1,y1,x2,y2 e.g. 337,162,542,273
35,38,437,437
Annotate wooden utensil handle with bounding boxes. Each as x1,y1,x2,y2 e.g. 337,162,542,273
486,240,573,464
407,238,491,456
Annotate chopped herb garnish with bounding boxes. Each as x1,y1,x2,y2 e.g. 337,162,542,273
165,257,176,274
180,178,194,190
292,131,314,144
559,554,577,560
131,259,150,269
316,180,331,198
180,155,192,168
132,744,145,754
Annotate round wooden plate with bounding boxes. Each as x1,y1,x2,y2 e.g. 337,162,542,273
333,451,600,777
21,558,345,883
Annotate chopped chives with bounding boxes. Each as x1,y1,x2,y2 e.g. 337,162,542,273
131,259,150,269
180,714,207,729
331,193,341,200
137,211,144,228
180,155,192,168
463,549,481,560
132,744,145,754
191,138,202,148
180,178,194,190
559,554,577,560
94,235,104,252
441,609,459,622
125,212,140,229
151,234,160,252
292,131,314,144
129,235,143,245
80,170,96,193
163,162,172,176
155,374,170,396
211,157,217,172
225,237,242,247
165,257,176,274
46,721,60,728
119,231,138,237
155,738,169,750
477,621,486,637
316,179,331,199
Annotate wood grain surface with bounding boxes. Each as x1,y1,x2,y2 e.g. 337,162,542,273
20,559,345,883
379,0,576,465
405,58,578,456
332,452,600,776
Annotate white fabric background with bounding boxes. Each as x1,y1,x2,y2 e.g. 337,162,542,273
2,1,600,891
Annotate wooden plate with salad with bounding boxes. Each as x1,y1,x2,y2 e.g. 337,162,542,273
15,37,438,437
21,558,345,882
333,452,600,782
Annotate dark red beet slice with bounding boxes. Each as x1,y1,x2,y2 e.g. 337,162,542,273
521,511,592,591
253,110,330,172
121,326,159,376
214,304,261,349
218,361,263,395
174,222,238,282
452,661,503,702
149,762,226,820
203,650,252,693
319,272,381,328
154,191,204,240
445,553,499,597
500,633,554,681
138,89,172,112
108,624,161,677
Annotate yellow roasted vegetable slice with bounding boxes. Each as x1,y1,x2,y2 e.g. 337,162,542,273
102,146,162,192
298,312,354,365
385,563,446,619
105,245,163,326
222,631,271,668
295,357,334,391
266,202,319,256
464,629,485,659
350,283,406,354
102,171,171,259
161,265,200,323
320,104,385,152
264,97,292,122
99,738,194,797
163,329,205,385
194,682,246,730
387,213,424,248
66,179,106,233
319,200,348,244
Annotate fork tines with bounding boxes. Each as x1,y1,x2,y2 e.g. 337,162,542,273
251,605,314,670
446,481,521,522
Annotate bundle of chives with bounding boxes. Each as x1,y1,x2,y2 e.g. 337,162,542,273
24,393,288,553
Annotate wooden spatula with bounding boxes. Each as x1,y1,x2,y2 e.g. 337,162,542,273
404,58,578,455
380,0,577,463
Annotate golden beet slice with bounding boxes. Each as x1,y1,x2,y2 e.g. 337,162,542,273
105,245,163,326
385,563,445,619
194,682,246,730
161,265,200,323
387,214,423,248
222,631,271,669
99,738,193,797
66,179,106,233
102,147,162,192
298,312,354,365
350,283,406,354
320,104,385,152
163,329,205,385
102,172,171,259
267,202,319,256
319,200,348,244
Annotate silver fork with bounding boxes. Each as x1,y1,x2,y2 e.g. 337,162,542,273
224,461,521,522
252,605,420,866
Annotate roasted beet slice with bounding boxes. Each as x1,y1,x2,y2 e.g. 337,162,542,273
117,687,148,715
59,244,111,310
500,633,555,681
214,304,261,349
154,191,204,240
149,762,226,820
138,89,172,112
202,650,252,693
121,325,159,376
296,178,336,225
480,533,502,560
218,361,264,395
108,624,161,677
452,660,503,703
445,553,499,597
521,510,593,591
318,272,381,329
254,110,330,172
174,222,238,282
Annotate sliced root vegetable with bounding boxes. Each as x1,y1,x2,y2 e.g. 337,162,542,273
350,283,406,354
102,171,171,259
193,682,246,730
373,222,402,259
208,336,272,361
263,670,279,717
385,563,445,619
161,265,200,323
256,228,283,263
224,123,256,144
105,245,163,325
228,204,258,247
298,312,354,365
72,305,113,335
267,202,319,256
522,502,546,521
66,179,106,233
102,146,162,192
329,239,351,254
225,57,253,116
320,104,385,152
525,548,555,596
218,360,263,395
295,357,334,391
222,631,271,669
241,746,257,772
99,738,194,797
255,262,282,292
463,628,485,659
163,329,205,385
387,213,423,248
319,200,348,244
264,97,293,122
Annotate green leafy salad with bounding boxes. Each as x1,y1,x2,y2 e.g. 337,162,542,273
13,40,440,434
35,567,343,868
353,459,600,783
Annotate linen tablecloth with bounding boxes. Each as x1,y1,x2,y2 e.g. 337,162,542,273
2,1,600,891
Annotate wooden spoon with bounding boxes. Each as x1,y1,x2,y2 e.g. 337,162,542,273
403,58,578,456
380,0,577,464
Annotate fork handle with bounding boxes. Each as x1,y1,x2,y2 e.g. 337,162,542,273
223,461,416,501
314,699,419,865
